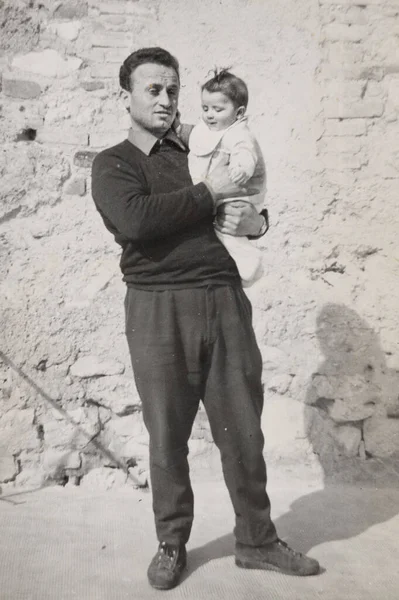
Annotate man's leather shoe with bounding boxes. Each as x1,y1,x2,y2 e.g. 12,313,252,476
235,539,320,576
147,542,187,590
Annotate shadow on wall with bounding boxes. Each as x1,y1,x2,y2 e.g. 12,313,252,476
273,303,399,555
304,302,399,484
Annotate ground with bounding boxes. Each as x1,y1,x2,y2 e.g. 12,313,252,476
1,468,398,600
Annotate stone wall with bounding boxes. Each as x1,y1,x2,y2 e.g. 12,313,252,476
0,0,398,491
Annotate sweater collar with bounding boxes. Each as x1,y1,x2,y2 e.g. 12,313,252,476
127,126,186,155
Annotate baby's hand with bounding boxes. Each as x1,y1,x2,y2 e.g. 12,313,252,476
172,110,181,133
228,165,250,186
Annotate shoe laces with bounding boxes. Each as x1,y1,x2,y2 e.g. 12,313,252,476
277,539,303,558
158,542,178,565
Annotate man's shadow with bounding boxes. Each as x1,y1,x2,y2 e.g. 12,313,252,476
186,303,399,575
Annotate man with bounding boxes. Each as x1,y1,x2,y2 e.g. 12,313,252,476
91,47,320,590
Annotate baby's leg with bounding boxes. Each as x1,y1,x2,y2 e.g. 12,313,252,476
215,198,264,287
215,230,263,287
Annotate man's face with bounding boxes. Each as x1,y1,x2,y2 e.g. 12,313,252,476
128,63,179,137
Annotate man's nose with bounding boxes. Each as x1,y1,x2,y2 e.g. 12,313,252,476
158,89,171,106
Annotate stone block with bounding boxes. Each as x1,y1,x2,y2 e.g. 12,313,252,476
12,50,82,78
80,80,105,91
93,387,139,415
43,409,100,448
318,136,363,154
98,2,156,17
324,397,375,423
99,14,126,26
266,373,293,395
323,98,384,119
324,24,367,42
0,455,17,483
324,79,366,101
36,128,89,146
331,424,362,456
308,373,379,423
3,76,41,99
14,468,46,489
70,355,125,378
89,63,119,79
261,396,315,464
113,436,149,461
385,64,399,75
0,409,38,453
336,5,368,25
91,32,132,48
80,466,127,490
64,176,86,196
105,414,144,439
89,131,127,148
86,376,141,415
326,45,365,69
128,465,148,488
73,150,98,168
319,65,384,81
364,416,399,457
320,152,366,170
54,1,88,19
324,119,367,136
88,48,105,63
102,48,131,63
42,449,82,477
53,21,82,41
258,345,289,371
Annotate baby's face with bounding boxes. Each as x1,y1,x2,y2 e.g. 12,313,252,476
201,90,241,131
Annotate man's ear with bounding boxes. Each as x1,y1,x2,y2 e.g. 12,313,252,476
120,90,131,113
236,105,246,119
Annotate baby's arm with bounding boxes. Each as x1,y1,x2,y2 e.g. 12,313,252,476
228,137,258,185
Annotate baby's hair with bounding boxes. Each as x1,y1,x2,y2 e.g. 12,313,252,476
202,67,248,109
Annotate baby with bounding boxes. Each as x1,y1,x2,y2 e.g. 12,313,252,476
178,69,267,287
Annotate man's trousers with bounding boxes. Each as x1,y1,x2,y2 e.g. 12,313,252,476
125,284,277,547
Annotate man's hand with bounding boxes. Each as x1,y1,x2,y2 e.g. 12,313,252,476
204,160,259,201
215,201,265,237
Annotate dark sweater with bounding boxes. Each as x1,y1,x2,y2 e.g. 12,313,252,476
91,136,240,289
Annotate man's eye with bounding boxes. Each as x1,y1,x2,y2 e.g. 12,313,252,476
149,88,159,95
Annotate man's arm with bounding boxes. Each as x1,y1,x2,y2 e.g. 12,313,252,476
91,152,214,242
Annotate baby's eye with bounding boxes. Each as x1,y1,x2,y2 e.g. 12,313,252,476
202,106,208,112
214,108,223,112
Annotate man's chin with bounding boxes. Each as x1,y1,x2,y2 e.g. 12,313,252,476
153,117,173,134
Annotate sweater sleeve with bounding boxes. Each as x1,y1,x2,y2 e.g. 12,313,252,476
91,151,214,242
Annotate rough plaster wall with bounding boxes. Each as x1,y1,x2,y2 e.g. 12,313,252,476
0,0,398,491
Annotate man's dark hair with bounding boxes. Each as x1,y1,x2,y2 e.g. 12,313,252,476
202,68,248,109
119,47,180,92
